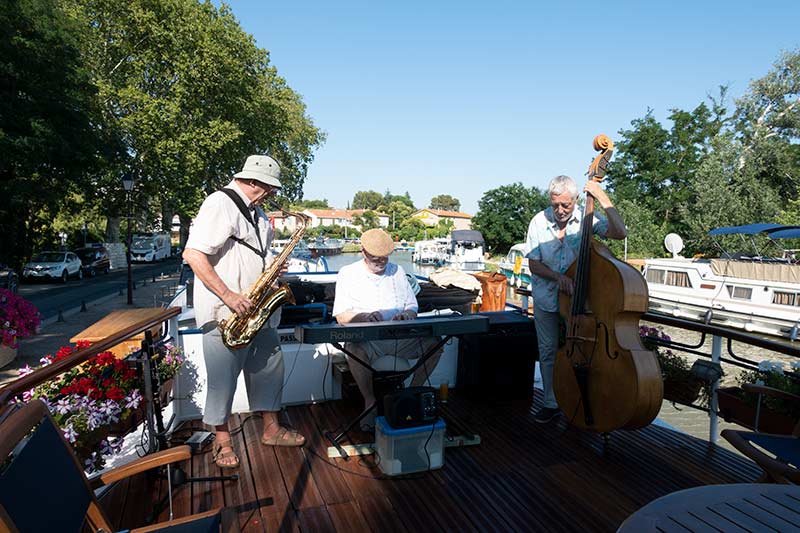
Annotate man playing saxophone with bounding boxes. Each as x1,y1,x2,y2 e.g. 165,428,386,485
183,155,305,470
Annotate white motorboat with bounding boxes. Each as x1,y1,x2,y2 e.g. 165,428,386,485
412,238,449,266
444,230,486,272
498,243,531,288
643,225,800,340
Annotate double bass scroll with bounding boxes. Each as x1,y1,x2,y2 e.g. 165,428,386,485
552,134,663,433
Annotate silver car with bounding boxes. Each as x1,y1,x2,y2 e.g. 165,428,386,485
23,251,83,283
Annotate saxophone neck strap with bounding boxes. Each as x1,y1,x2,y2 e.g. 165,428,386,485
219,187,267,264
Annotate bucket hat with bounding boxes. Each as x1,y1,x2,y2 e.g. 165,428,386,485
233,155,282,188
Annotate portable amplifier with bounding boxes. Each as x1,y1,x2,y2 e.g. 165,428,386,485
383,386,438,428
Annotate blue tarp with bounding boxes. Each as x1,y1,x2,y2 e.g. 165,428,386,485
708,223,785,236
708,223,800,238
765,227,800,239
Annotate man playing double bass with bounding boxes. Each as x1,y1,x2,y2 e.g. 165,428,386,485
524,174,628,423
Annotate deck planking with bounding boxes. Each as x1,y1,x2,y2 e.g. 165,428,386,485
100,390,762,532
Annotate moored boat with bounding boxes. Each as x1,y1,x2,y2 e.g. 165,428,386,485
643,225,800,340
498,243,532,288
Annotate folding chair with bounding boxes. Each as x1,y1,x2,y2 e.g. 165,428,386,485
0,400,238,532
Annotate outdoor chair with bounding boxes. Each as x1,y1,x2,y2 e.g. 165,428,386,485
720,383,800,484
0,399,238,532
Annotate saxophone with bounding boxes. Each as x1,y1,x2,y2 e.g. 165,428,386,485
219,201,310,349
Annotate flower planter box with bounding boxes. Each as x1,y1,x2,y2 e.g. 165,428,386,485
663,377,702,405
716,386,796,435
106,379,174,437
0,343,17,369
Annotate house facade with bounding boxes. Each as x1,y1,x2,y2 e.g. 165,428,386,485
301,209,390,231
411,208,473,231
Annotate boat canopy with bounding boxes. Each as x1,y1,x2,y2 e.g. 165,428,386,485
708,223,785,236
451,230,484,243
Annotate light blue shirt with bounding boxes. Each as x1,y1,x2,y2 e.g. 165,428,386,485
524,206,608,312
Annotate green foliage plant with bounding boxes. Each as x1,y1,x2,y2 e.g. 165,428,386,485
472,183,548,254
735,363,800,419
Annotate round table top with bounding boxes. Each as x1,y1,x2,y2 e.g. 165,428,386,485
618,483,800,532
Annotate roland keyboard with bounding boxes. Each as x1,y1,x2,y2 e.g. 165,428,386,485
295,314,490,344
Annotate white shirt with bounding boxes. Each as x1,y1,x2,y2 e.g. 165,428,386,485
185,180,280,328
332,261,417,321
524,205,608,312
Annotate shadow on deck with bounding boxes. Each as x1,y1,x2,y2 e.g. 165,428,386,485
101,390,760,532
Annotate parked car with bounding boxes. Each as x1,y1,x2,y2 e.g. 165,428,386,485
0,263,18,292
73,246,111,277
22,251,83,283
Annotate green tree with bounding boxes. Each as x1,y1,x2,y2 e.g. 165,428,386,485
430,194,460,211
734,49,800,199
0,0,110,266
65,0,323,247
381,201,414,230
294,199,329,209
472,183,549,254
352,190,384,210
680,132,780,255
352,210,380,230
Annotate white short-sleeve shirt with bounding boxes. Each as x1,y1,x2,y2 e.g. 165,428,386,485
524,205,608,312
332,261,418,321
185,180,279,328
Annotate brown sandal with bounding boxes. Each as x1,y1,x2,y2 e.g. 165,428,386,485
212,439,240,469
261,424,306,447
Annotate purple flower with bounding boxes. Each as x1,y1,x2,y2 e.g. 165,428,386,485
62,424,78,444
125,389,142,409
18,365,33,377
54,397,72,415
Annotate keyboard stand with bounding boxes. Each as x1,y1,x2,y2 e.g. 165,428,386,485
325,335,452,459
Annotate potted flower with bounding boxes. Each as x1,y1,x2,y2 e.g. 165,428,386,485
640,325,704,404
18,341,143,473
0,288,40,368
717,361,800,435
152,342,185,407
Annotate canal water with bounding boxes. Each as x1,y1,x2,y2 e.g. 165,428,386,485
320,250,438,277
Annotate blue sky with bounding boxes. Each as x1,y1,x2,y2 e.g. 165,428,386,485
222,1,799,214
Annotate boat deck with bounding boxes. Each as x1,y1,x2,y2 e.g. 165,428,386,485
101,391,760,532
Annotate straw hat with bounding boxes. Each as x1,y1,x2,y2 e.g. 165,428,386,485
233,155,282,188
361,229,394,257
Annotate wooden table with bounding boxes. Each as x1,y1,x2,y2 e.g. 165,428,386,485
618,483,800,532
70,308,165,358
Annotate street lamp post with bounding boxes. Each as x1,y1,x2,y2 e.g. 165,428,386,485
121,173,134,305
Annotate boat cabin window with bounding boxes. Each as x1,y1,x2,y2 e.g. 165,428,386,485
773,291,800,306
665,271,691,288
645,268,665,284
644,268,692,288
726,285,753,300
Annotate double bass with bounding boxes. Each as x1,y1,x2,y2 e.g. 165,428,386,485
553,134,663,433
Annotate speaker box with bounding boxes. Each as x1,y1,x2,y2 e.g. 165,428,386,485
383,386,438,428
457,311,538,399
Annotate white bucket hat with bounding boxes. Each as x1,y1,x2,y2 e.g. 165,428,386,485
233,155,282,188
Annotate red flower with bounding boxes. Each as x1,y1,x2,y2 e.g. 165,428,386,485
105,386,125,401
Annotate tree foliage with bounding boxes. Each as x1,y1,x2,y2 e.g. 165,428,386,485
472,183,549,254
0,0,111,267
430,194,460,211
352,190,383,210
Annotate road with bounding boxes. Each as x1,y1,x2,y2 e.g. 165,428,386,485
19,258,183,320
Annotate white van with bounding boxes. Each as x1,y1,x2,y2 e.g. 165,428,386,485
131,233,171,262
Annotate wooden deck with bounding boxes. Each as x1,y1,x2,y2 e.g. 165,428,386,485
101,391,761,532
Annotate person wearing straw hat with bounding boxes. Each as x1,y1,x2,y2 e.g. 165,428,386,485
183,154,305,469
333,228,443,430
